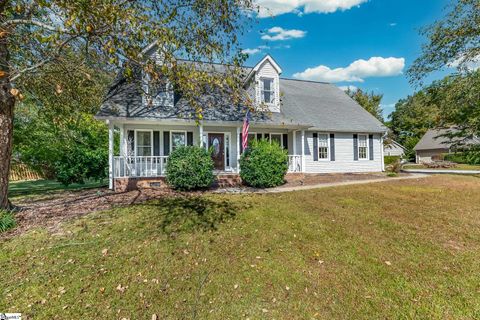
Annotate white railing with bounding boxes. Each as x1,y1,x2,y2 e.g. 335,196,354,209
288,155,302,173
114,156,168,178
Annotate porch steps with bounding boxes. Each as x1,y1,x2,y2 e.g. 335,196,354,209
213,174,242,188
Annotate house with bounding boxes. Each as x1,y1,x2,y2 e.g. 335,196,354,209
414,128,479,163
384,140,405,157
96,52,387,191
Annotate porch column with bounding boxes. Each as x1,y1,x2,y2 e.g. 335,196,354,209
380,133,386,172
236,126,241,173
108,120,114,190
301,130,306,173
118,123,125,156
293,130,297,154
199,124,204,147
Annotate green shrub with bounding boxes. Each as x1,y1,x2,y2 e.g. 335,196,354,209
387,172,398,177
386,159,402,174
239,139,288,188
166,146,214,190
444,150,480,165
384,155,401,165
0,210,16,233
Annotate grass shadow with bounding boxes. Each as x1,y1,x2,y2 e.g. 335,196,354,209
143,196,242,236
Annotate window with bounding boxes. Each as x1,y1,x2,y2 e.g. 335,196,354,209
261,78,275,104
318,134,329,160
171,131,186,151
136,131,152,156
358,134,368,159
270,133,282,147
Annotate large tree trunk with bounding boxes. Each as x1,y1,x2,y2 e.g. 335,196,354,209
0,11,15,210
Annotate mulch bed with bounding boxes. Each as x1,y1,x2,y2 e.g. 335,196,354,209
2,172,400,240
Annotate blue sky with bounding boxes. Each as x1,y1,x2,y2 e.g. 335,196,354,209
240,0,453,119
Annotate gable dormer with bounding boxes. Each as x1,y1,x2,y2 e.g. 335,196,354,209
248,55,282,113
141,45,174,108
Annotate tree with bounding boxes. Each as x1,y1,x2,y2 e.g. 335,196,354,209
346,88,384,122
408,0,480,84
0,0,255,209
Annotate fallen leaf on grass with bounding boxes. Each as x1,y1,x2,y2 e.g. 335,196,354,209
385,261,392,266
116,284,127,293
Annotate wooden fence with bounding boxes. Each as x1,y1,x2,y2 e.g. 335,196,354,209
9,162,44,181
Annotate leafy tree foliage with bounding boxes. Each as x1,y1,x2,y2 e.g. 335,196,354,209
13,54,113,185
408,0,480,83
346,88,384,122
0,0,255,208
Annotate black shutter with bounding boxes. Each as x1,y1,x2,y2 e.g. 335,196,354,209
127,130,134,155
313,133,318,161
240,133,243,153
282,134,288,150
330,133,335,161
153,131,160,156
369,134,374,160
257,133,262,140
163,131,170,156
353,134,358,161
187,132,194,146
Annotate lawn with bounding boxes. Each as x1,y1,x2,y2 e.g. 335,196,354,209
8,179,107,199
1,175,480,319
403,163,480,171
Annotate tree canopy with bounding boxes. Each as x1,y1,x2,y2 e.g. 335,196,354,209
346,88,384,122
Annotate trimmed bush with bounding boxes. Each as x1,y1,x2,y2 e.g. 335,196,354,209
0,210,16,233
166,146,214,190
384,155,401,165
444,151,480,165
239,139,288,188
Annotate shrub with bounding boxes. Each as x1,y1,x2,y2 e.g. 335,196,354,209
386,159,402,174
0,210,16,233
387,172,398,177
444,150,480,165
384,155,401,165
239,139,288,188
166,146,214,190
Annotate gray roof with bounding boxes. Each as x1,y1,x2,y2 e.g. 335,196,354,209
414,128,480,150
97,64,386,133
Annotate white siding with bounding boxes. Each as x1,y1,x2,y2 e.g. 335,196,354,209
255,60,280,113
297,131,383,173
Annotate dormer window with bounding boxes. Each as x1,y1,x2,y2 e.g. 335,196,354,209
261,78,275,104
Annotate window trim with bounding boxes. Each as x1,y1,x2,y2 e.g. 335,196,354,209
134,129,153,157
357,133,369,160
317,132,330,161
170,130,187,153
260,77,275,105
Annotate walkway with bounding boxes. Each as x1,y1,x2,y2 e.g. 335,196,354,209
402,169,480,175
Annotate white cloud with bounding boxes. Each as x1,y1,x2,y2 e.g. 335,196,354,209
339,85,358,91
389,22,397,27
261,27,307,41
449,54,480,71
293,57,405,83
242,48,262,55
256,0,368,18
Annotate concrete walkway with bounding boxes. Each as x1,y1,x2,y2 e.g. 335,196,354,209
215,173,429,194
402,169,480,175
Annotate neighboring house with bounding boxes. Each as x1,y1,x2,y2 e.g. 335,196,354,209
414,128,480,163
384,140,405,157
96,50,387,191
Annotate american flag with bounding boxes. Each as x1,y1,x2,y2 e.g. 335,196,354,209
242,110,250,151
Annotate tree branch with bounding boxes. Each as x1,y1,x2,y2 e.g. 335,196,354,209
2,19,67,33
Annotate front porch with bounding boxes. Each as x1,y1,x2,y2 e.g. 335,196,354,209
107,121,307,189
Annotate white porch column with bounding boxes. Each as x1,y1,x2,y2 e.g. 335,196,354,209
380,132,386,172
118,123,125,156
301,130,306,173
199,124,204,147
108,120,114,190
236,126,241,173
293,130,297,155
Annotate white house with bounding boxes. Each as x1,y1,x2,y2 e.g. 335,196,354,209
96,50,387,191
384,140,405,157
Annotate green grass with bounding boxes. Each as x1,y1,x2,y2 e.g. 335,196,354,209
1,175,480,319
403,163,480,171
8,179,107,199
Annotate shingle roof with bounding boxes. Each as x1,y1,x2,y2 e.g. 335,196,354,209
414,128,480,151
97,65,387,133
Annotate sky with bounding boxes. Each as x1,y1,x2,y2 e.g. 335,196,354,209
240,0,453,119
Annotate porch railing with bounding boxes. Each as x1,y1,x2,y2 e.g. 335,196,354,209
114,155,302,178
288,155,303,173
113,156,168,178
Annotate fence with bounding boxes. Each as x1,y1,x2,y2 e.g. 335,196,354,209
9,162,44,181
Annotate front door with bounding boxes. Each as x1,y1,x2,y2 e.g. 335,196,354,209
208,133,225,170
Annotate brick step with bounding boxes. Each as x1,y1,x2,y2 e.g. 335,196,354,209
213,175,242,187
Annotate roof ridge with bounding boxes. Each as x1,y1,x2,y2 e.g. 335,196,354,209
280,77,331,85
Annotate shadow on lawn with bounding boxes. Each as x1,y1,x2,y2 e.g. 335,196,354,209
144,196,242,236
